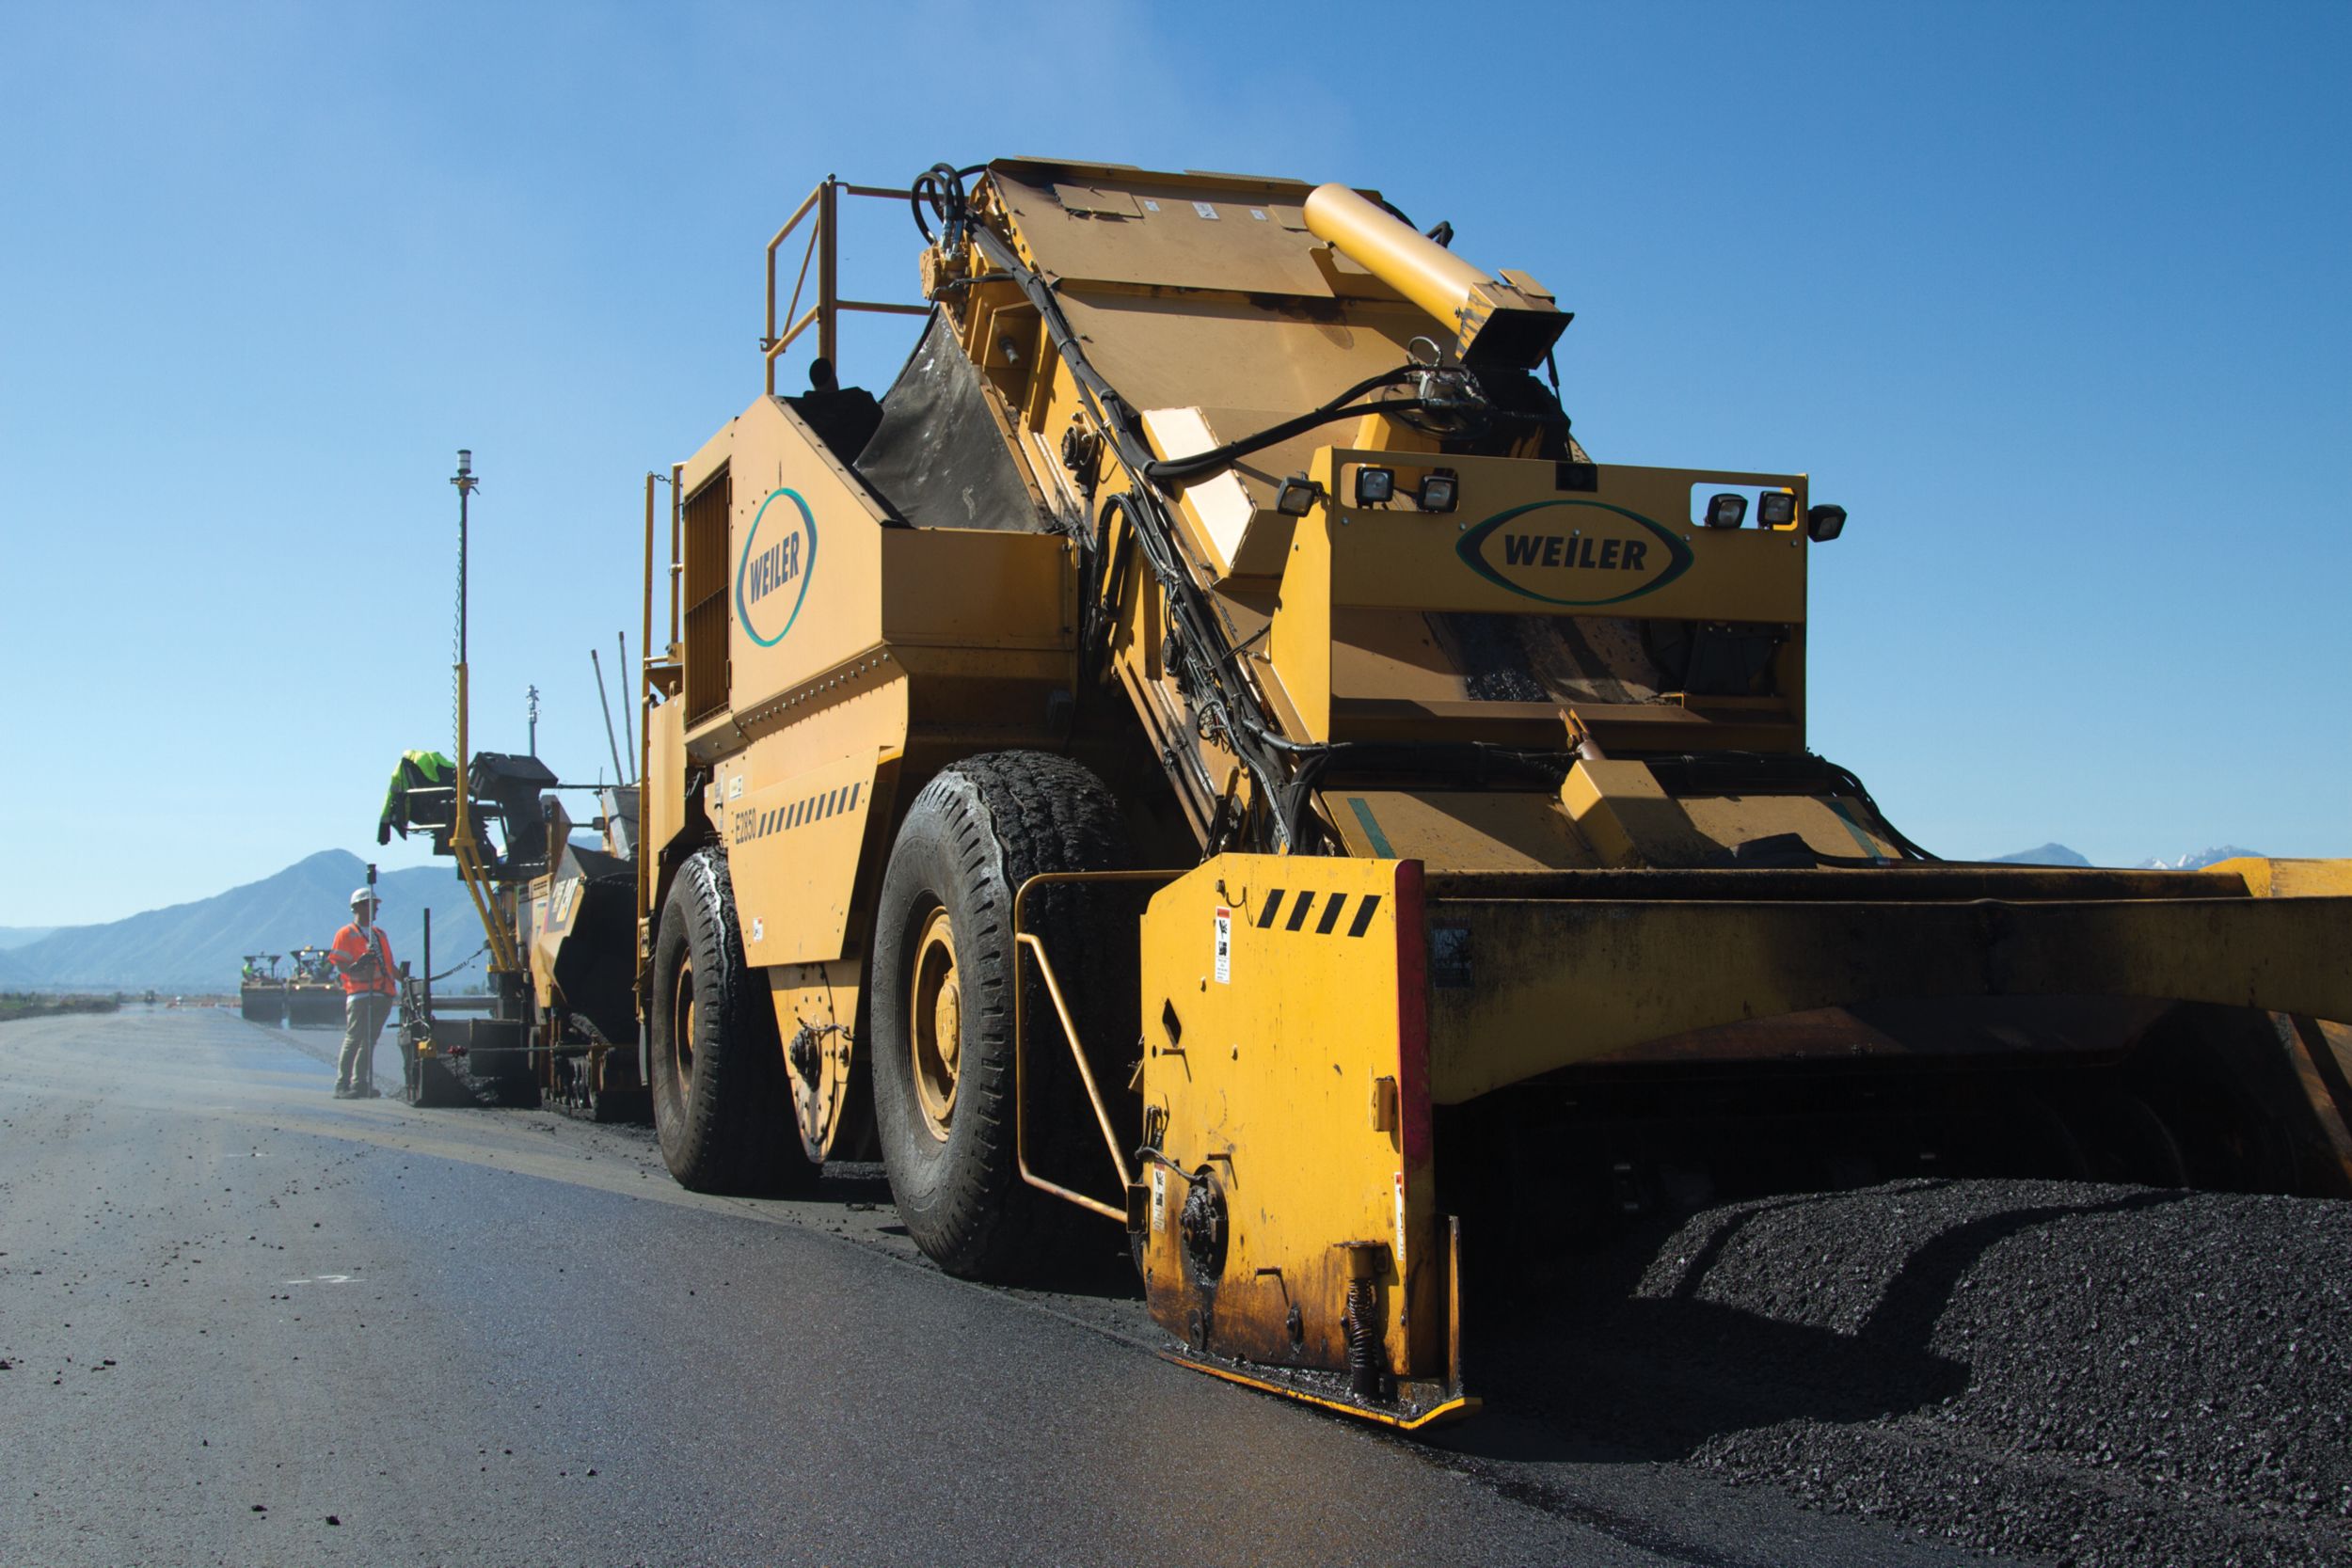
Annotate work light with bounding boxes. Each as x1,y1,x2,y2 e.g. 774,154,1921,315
1757,490,1797,528
1806,503,1847,542
1354,467,1394,506
1276,475,1322,516
1418,471,1458,513
1704,493,1747,529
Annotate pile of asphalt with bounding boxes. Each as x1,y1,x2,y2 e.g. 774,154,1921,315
1479,1179,2350,1567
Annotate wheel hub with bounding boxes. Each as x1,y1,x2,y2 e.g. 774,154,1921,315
1180,1172,1228,1288
910,908,961,1140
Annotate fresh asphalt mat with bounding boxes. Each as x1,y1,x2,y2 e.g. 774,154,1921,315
4,1008,2341,1565
1448,1181,2349,1568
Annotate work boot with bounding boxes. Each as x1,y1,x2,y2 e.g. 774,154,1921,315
332,1085,357,1099
358,1085,382,1099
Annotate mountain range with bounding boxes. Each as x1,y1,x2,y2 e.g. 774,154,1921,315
2129,847,2265,871
0,851,494,992
1991,844,2265,871
1988,842,2091,866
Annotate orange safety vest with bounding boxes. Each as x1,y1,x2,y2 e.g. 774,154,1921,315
331,923,397,996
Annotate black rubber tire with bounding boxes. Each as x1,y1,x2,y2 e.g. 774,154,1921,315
869,752,1136,1283
648,848,813,1195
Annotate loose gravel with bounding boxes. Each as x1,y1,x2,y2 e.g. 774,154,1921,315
1479,1178,2351,1567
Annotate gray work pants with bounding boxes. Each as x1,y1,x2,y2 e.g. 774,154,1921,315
337,992,392,1091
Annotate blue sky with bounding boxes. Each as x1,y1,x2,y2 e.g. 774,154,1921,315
2,1,2345,925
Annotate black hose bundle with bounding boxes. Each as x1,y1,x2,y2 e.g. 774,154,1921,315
908,162,986,245
1141,367,1428,486
902,170,1317,846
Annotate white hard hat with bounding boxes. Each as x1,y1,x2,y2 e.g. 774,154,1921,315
350,887,380,907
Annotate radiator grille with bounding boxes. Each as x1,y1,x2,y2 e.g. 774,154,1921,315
682,467,731,726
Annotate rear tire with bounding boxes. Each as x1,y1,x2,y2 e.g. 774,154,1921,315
649,848,813,1195
869,752,1135,1282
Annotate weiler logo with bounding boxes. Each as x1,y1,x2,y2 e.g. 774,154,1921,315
1454,499,1693,608
737,488,818,646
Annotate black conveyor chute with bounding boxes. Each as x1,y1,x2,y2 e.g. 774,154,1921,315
469,752,559,875
853,309,1053,532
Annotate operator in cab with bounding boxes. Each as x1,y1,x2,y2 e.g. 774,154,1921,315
329,887,397,1099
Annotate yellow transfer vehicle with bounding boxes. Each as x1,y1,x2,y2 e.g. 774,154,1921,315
377,748,646,1118
630,160,2352,1428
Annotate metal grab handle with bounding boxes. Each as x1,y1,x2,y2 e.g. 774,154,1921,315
1017,933,1133,1215
1009,871,1179,1223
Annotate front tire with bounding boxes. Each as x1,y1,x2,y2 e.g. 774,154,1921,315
649,848,812,1195
869,752,1134,1282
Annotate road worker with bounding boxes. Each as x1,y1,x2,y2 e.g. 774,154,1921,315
330,888,397,1099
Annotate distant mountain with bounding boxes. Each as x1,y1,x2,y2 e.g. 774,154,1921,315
0,927,60,951
1985,843,2272,870
1989,842,2091,867
2136,846,2264,871
2,850,495,991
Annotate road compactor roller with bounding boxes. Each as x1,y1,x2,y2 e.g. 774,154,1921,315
238,954,286,1024
283,945,344,1027
631,160,2352,1428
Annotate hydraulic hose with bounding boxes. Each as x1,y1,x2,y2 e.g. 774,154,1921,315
1141,385,1437,486
951,213,1315,845
1137,364,1414,484
909,163,988,245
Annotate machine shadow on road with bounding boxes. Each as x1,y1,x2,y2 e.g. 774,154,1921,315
1434,1182,2192,1465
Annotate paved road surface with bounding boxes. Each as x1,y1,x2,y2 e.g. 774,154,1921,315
0,1009,2022,1567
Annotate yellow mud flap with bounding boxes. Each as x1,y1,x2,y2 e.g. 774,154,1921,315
1136,854,1468,1427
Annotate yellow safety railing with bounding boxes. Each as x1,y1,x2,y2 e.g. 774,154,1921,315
762,178,930,395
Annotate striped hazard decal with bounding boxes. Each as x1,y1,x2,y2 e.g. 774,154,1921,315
1254,887,1382,939
735,782,863,845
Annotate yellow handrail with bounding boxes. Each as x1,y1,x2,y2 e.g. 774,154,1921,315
761,178,929,396
1009,870,1181,1221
